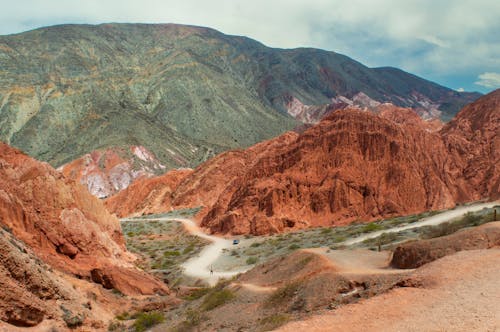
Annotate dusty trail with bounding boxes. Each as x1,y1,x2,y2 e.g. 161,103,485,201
122,201,497,286
122,216,249,286
343,202,498,245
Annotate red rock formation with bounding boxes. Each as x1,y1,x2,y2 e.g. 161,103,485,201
0,142,168,295
59,145,166,198
104,132,299,219
105,90,498,235
105,168,193,217
441,89,500,199
201,108,467,234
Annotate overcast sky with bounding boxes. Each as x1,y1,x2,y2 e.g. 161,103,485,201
1,0,499,93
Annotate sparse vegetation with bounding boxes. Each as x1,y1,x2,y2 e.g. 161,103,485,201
200,289,236,311
421,210,496,239
265,281,302,308
133,312,165,332
60,306,84,328
182,287,211,301
121,215,209,284
108,321,126,331
246,256,258,265
259,314,290,331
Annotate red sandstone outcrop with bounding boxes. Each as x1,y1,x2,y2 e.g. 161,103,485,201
0,142,168,296
441,89,500,199
201,108,467,234
105,168,193,218
105,90,498,235
105,132,299,219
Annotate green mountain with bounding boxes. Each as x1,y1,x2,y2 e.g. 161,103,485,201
0,23,480,167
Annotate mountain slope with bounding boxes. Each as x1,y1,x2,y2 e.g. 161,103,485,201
0,23,479,167
0,142,169,296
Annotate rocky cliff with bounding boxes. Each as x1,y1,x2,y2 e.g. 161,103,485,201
441,89,500,199
0,142,169,295
0,23,479,169
107,91,498,235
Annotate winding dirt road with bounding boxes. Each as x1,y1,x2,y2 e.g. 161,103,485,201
343,202,498,246
123,201,497,286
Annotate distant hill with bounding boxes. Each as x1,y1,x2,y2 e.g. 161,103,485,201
0,23,480,167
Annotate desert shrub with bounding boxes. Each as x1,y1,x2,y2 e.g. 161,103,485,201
246,256,258,265
250,242,262,247
115,312,130,320
182,287,211,301
183,244,195,254
421,211,490,239
361,223,383,233
163,250,181,257
133,312,165,332
108,321,126,331
259,314,290,331
61,306,84,328
265,281,301,308
200,289,235,311
320,227,333,234
288,244,300,250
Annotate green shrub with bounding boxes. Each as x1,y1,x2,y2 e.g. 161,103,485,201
265,281,301,308
246,256,258,265
320,227,333,234
133,312,165,332
361,223,383,233
108,321,126,331
200,289,235,311
183,245,195,254
182,287,211,301
288,244,300,250
115,312,130,320
163,250,181,257
259,314,290,331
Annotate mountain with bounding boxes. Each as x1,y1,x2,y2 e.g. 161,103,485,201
0,23,480,169
105,90,499,234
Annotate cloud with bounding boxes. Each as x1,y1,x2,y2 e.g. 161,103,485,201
475,72,500,88
456,88,465,92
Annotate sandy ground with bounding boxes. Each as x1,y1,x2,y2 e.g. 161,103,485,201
277,249,500,332
343,202,498,245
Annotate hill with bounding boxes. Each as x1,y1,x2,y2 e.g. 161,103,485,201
0,23,480,168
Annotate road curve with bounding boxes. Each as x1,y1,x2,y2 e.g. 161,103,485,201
123,216,249,286
343,201,499,246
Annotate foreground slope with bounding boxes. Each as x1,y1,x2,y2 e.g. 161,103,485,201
0,23,479,167
0,142,168,295
278,249,500,332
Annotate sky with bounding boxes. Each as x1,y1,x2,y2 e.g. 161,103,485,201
1,0,499,93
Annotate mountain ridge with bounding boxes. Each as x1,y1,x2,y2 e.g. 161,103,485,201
0,23,480,168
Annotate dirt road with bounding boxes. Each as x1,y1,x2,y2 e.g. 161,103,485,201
343,202,498,246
